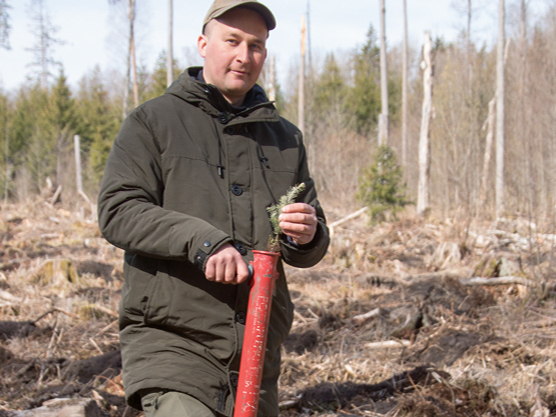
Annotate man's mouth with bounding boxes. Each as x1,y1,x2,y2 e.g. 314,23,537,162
230,68,248,76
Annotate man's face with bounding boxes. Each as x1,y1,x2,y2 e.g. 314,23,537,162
198,7,268,106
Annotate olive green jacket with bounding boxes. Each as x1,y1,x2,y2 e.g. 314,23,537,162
97,67,329,416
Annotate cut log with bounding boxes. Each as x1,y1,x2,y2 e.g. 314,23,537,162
49,185,63,206
459,276,534,286
365,340,410,349
329,207,368,238
352,307,382,324
329,207,367,229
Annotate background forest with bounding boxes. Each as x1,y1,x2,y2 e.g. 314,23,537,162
0,0,555,224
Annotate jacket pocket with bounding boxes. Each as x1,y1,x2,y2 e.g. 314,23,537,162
143,262,173,326
142,260,236,332
121,252,158,322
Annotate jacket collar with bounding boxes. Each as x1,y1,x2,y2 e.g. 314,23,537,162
166,67,280,124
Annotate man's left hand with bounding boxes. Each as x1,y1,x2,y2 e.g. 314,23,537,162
279,203,317,246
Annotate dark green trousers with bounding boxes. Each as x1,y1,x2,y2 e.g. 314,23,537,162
141,391,216,417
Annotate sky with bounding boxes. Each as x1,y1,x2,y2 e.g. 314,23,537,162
0,0,540,94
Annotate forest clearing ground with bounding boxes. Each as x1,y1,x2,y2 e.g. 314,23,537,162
0,198,554,416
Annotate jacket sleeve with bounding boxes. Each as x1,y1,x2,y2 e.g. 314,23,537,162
279,135,330,269
97,107,231,268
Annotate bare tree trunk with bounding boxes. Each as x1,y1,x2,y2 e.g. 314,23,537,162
466,0,472,84
3,113,8,205
29,0,55,90
56,131,65,187
519,0,527,54
129,0,139,108
495,0,505,217
167,0,173,87
122,71,130,119
465,0,477,211
306,0,312,72
480,97,496,205
122,4,131,119
74,135,82,193
519,0,532,217
401,0,408,166
39,1,48,91
417,31,433,216
268,55,276,102
378,0,389,146
109,0,137,117
298,14,306,137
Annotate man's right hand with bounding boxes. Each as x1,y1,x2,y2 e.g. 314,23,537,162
204,243,249,285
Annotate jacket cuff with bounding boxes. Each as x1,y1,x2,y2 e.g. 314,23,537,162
279,221,329,269
192,234,233,271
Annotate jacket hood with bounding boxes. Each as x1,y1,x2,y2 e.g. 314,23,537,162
166,67,278,123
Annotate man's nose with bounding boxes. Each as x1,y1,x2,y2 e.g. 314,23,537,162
236,43,250,64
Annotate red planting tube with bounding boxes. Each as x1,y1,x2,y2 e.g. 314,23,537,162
234,250,280,417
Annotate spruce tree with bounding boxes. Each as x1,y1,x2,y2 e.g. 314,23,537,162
356,145,412,223
348,25,381,135
46,69,77,186
142,50,181,103
75,68,120,182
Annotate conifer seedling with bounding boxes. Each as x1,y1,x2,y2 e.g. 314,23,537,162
266,183,306,253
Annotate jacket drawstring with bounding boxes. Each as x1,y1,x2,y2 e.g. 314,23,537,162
260,155,270,168
211,119,225,179
217,144,224,179
256,141,270,169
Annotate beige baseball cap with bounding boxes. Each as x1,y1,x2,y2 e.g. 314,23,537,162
203,0,276,32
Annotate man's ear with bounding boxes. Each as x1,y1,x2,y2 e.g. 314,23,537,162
197,34,208,58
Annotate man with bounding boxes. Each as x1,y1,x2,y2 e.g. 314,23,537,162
97,1,329,416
